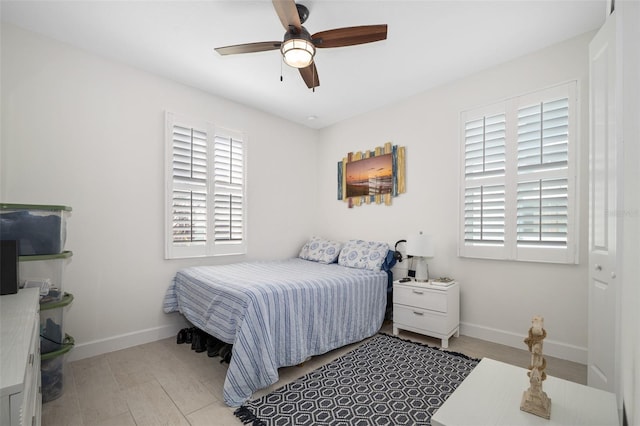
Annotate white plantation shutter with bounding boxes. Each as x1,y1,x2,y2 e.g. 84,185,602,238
464,184,505,245
516,97,570,249
461,107,508,259
516,178,568,246
517,98,569,173
213,134,244,243
165,113,247,259
464,114,506,178
172,125,208,184
171,125,208,244
459,82,577,263
172,189,207,243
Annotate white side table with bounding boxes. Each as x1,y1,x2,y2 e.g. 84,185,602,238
432,358,619,426
392,279,459,348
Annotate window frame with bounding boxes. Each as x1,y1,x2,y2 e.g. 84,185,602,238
165,112,247,259
458,82,579,264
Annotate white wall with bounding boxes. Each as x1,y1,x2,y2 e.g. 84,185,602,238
1,24,319,360
316,32,594,363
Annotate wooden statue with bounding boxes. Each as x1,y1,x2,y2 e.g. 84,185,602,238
520,315,551,419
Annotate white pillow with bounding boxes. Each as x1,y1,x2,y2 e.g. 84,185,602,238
299,237,343,264
338,240,389,271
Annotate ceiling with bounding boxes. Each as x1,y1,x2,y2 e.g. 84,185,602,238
1,0,605,129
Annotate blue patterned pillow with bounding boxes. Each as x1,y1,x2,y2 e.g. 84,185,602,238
299,237,343,264
338,240,390,271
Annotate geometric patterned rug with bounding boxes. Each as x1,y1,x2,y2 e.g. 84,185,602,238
234,333,479,426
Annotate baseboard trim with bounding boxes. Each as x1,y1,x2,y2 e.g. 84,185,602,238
460,322,587,364
67,321,187,362
67,320,587,364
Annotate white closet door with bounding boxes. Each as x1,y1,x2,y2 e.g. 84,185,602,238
588,11,620,393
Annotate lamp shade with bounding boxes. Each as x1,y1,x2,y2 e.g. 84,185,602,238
406,232,434,257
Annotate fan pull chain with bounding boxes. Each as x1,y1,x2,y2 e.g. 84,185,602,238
280,58,283,82
312,65,316,93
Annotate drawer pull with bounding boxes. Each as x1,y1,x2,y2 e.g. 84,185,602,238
28,353,34,365
413,311,424,316
412,290,424,295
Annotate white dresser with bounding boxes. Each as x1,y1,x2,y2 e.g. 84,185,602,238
392,280,460,348
1,288,42,426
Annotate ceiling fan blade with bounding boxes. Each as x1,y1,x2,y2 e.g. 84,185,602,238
299,63,320,89
272,0,301,31
312,25,388,48
215,42,282,56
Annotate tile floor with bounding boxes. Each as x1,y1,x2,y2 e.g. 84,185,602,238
41,322,586,426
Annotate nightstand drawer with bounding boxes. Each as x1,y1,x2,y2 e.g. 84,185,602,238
394,285,447,313
393,304,446,333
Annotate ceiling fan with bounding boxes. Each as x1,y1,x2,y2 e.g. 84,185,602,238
214,0,388,90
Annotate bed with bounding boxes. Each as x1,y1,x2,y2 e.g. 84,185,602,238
163,239,393,406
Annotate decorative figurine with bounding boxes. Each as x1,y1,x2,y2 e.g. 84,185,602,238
520,315,551,419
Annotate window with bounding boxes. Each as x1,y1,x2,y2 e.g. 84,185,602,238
459,82,578,264
165,112,246,259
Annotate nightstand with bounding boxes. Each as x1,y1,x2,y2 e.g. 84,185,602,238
392,279,460,348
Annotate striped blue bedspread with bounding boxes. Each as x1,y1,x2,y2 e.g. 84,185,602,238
163,258,387,406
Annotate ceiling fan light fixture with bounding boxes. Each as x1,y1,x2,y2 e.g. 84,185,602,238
281,38,315,68
215,2,388,89
281,30,316,68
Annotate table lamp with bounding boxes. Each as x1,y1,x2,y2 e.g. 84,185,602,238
406,231,434,282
